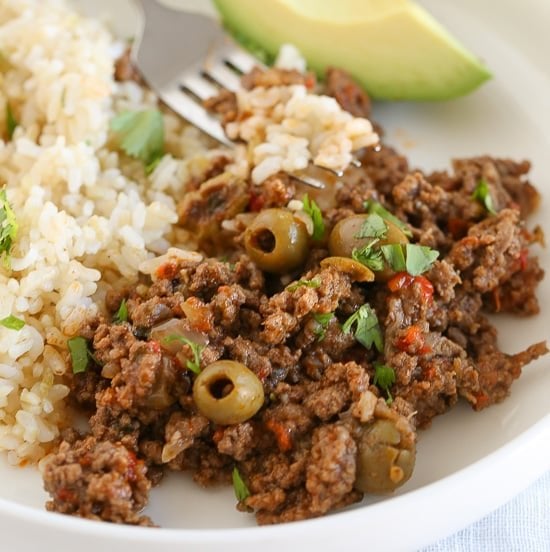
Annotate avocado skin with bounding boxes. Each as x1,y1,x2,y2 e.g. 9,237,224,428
213,0,491,101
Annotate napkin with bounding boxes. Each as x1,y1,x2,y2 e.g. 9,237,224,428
421,470,550,551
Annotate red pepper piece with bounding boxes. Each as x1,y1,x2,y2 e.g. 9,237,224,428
265,419,293,452
155,261,179,280
387,272,415,292
396,325,432,355
388,272,434,302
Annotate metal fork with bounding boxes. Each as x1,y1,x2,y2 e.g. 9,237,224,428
131,0,359,188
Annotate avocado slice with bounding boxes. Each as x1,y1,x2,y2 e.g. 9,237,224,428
213,0,491,101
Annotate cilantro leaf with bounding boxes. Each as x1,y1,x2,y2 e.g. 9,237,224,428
68,336,90,374
0,315,25,331
373,363,396,404
287,277,321,292
352,239,385,272
302,194,325,241
472,178,497,215
163,334,203,374
381,244,406,272
113,299,128,324
145,156,162,175
0,188,18,265
312,312,334,341
6,102,17,140
232,466,250,502
364,201,412,238
355,213,388,239
405,244,439,276
342,304,383,352
110,109,165,167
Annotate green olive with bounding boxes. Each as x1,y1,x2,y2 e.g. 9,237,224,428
328,214,409,281
355,419,416,494
244,209,309,273
193,360,264,425
320,256,375,282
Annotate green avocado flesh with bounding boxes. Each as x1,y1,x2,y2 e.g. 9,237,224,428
213,0,491,101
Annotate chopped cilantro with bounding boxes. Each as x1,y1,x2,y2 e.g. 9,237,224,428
67,336,90,374
472,178,497,215
232,466,250,502
364,200,412,238
342,304,383,352
381,244,406,272
355,213,388,239
302,194,325,241
113,299,128,324
312,312,334,341
110,109,165,168
0,315,25,331
145,156,162,175
0,188,18,266
352,239,385,272
373,363,396,404
163,335,203,374
6,102,17,140
287,277,321,292
381,243,438,276
405,244,439,276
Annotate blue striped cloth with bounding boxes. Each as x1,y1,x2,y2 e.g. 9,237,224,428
421,471,550,551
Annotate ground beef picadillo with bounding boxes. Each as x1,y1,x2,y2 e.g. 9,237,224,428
43,67,547,526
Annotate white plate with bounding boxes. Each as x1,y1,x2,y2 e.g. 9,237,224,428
1,1,549,550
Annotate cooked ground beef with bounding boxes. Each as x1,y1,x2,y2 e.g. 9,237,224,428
44,436,153,526
43,67,547,527
325,67,372,119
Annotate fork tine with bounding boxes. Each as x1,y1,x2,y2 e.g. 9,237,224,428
223,45,262,74
180,71,219,101
160,85,233,147
290,173,326,189
203,60,242,92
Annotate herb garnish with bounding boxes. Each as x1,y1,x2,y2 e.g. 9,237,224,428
380,243,439,276
163,335,204,374
113,299,128,324
352,239,385,272
287,277,321,292
380,244,406,272
110,109,165,169
355,213,388,239
472,178,497,215
67,336,93,374
404,244,439,276
364,200,412,238
232,466,250,502
342,304,383,352
6,102,17,140
0,188,18,266
0,315,25,331
373,364,396,404
312,312,334,341
302,194,325,241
